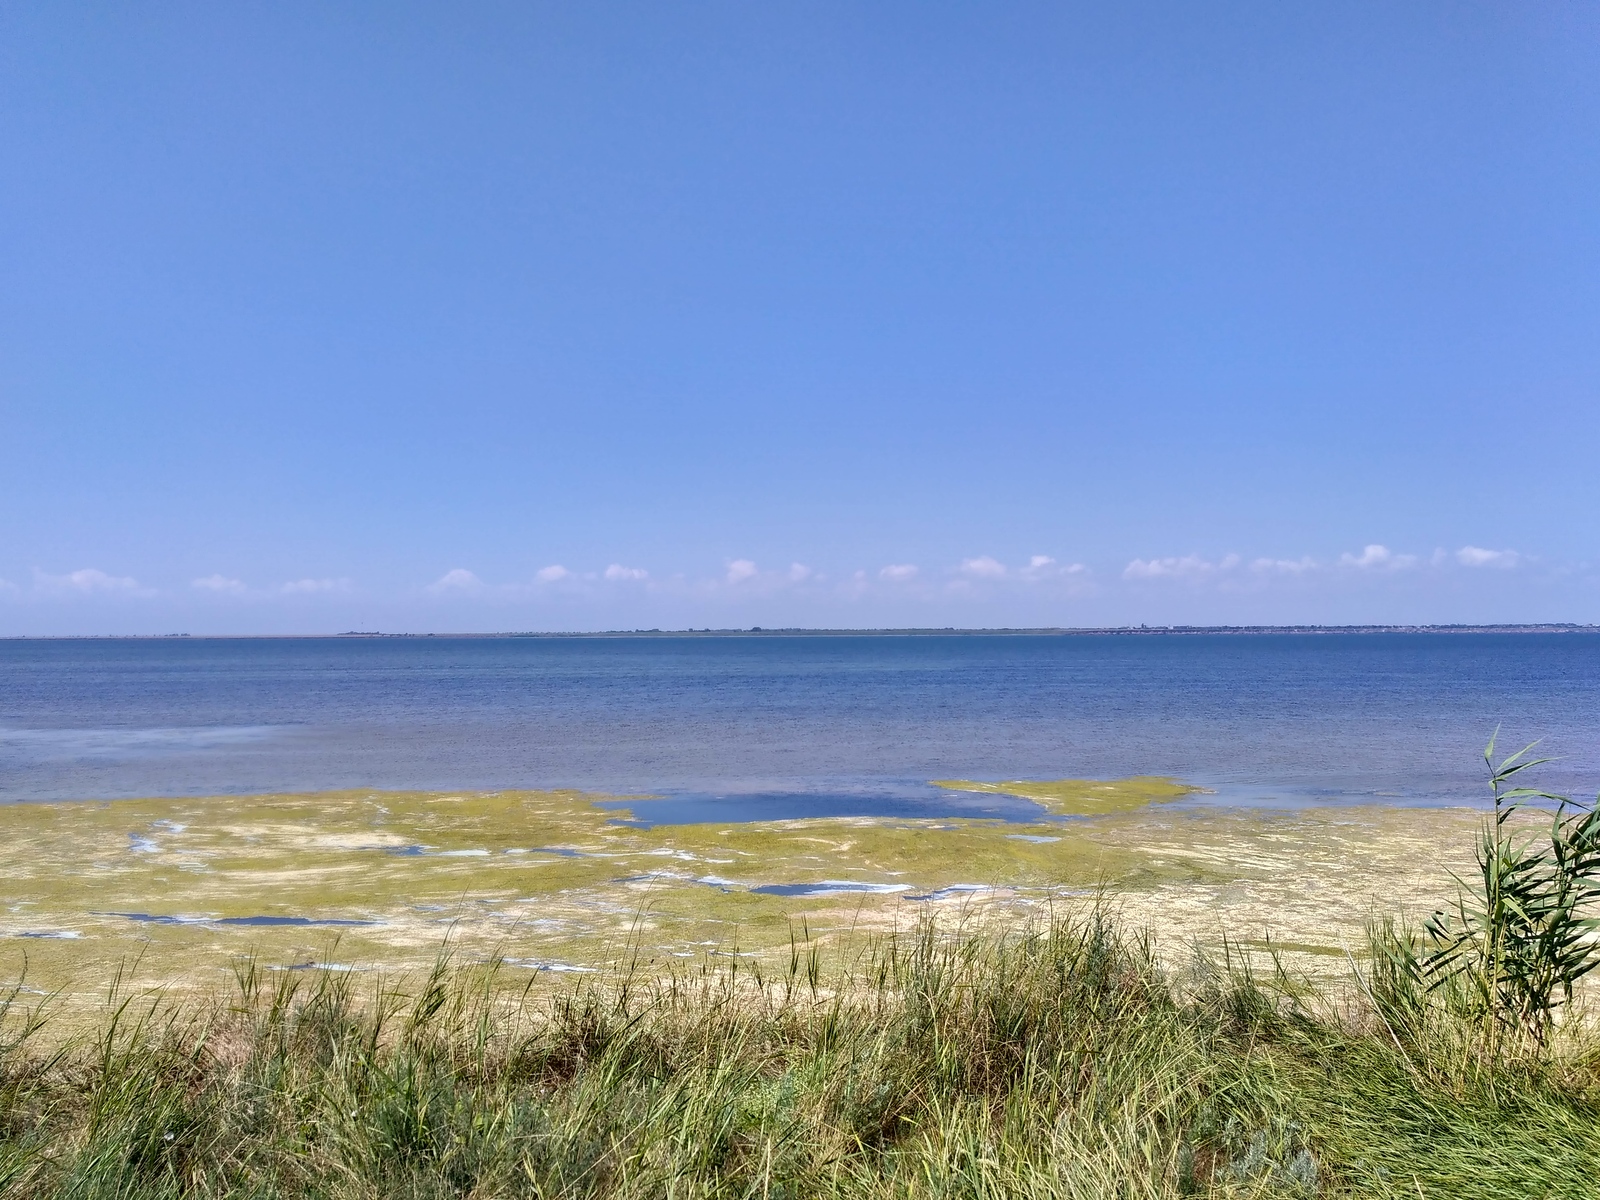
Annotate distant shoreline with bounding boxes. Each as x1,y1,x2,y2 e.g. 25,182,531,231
5,623,1598,641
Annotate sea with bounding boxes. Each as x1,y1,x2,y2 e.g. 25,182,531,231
2,632,1599,821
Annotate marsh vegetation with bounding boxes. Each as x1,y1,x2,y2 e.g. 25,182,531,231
2,742,1598,1196
4,905,1600,1198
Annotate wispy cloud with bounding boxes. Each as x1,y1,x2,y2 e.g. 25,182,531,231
1018,555,1088,581
13,542,1564,624
959,556,1007,579
281,578,351,595
34,567,150,596
1108,542,1547,590
1123,554,1239,580
1456,545,1520,569
1250,556,1318,574
1339,544,1417,570
426,568,483,594
192,574,247,594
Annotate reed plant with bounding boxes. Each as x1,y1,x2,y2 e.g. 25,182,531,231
1420,732,1600,1053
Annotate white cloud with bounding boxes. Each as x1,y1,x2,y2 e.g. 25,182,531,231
426,568,483,594
788,563,812,582
726,559,759,585
1125,559,1169,580
1018,555,1089,581
879,563,919,582
1339,544,1417,570
535,564,570,583
959,556,1007,579
1340,544,1389,569
281,578,351,595
1123,554,1233,580
1250,557,1318,574
34,567,146,595
604,563,648,582
1456,546,1520,569
192,574,247,594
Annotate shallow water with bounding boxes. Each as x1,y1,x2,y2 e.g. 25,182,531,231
3,632,1598,812
97,912,379,928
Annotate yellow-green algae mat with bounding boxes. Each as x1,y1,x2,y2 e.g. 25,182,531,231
0,781,1479,1006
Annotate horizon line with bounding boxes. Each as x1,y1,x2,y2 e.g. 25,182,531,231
5,622,1600,641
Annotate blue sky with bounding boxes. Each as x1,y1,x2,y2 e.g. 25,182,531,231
3,1,1598,633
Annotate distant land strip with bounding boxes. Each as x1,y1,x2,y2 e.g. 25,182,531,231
8,624,1599,640
335,623,1600,637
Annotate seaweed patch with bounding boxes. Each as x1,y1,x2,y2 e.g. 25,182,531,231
0,784,1476,1004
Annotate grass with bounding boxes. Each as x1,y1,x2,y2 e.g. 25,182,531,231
2,908,1599,1198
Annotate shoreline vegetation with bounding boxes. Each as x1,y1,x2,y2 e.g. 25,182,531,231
3,907,1600,1197
3,746,1598,1195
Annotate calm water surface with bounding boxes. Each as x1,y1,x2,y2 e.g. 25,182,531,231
2,634,1598,818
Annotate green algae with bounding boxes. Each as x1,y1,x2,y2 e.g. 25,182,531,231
930,775,1198,815
0,783,1477,1006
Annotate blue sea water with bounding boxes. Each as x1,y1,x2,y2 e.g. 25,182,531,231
2,633,1598,817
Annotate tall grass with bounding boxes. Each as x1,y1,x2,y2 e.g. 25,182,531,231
3,906,1600,1199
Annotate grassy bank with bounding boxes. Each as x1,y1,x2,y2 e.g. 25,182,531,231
2,910,1597,1198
